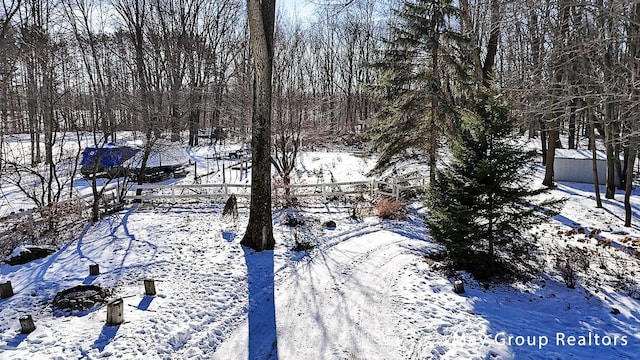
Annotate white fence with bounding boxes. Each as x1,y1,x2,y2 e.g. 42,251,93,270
124,177,428,203
0,177,428,223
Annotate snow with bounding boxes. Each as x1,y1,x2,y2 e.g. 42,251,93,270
9,247,32,259
126,140,191,169
555,149,607,160
1,138,640,359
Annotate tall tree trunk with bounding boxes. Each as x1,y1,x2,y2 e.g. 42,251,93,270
589,106,602,208
543,0,570,187
114,0,156,198
26,57,40,166
568,100,576,149
188,91,201,147
429,38,439,184
481,0,500,86
542,125,558,187
624,145,636,227
540,123,547,166
241,0,276,252
43,68,56,204
460,0,501,87
171,102,181,142
604,119,616,199
624,2,640,226
614,135,624,189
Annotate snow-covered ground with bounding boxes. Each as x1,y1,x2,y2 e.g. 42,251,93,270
1,138,640,359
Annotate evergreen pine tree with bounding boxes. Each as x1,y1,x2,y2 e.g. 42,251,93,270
368,0,472,180
426,92,562,279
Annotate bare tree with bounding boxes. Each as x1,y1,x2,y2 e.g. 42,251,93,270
0,0,22,172
62,0,130,222
622,1,640,226
113,0,163,197
272,20,304,201
189,0,244,147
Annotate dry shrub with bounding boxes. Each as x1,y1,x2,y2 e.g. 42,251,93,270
555,245,590,289
291,229,315,252
356,203,377,218
376,198,406,221
1,198,88,259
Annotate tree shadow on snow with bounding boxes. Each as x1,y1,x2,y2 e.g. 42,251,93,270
243,247,279,360
465,276,640,359
554,182,640,228
2,237,77,295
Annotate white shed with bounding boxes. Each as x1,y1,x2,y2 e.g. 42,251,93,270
553,149,618,185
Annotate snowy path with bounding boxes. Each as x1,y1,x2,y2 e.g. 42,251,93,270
214,218,507,359
275,231,408,358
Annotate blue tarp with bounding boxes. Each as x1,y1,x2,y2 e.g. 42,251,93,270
80,143,139,168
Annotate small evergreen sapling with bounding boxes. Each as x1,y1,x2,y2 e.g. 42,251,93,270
426,92,562,278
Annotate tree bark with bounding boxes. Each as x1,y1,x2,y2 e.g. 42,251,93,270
429,42,438,184
0,281,13,299
624,146,636,227
589,106,602,208
144,279,156,296
604,119,616,199
625,2,640,226
106,298,124,325
241,0,276,251
481,0,501,86
542,126,558,187
542,0,570,187
568,100,576,149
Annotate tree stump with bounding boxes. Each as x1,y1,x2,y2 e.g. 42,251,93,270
89,264,100,276
454,280,465,294
222,194,238,219
144,279,156,296
106,298,124,325
0,281,14,299
19,315,36,334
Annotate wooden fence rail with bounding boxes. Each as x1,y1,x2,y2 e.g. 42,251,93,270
124,176,428,203
0,176,428,222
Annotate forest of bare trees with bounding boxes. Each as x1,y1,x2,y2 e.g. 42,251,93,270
1,0,639,223
496,0,640,226
0,0,383,156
